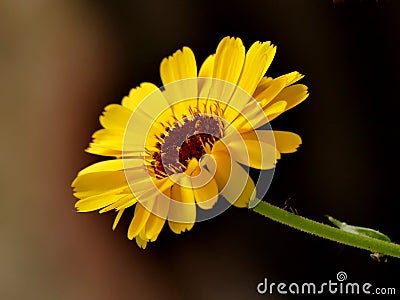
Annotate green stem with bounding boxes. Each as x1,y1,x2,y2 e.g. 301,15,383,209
252,201,400,258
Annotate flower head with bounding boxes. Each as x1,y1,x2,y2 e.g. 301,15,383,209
72,37,308,248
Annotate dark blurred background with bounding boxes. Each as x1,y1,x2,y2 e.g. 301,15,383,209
1,0,400,299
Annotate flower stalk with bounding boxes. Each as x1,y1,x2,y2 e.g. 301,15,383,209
252,200,400,258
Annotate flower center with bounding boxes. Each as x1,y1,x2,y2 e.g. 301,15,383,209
151,114,224,177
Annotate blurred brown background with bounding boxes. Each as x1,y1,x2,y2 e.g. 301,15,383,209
1,0,399,299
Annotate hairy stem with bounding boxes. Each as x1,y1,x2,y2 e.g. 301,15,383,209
252,201,400,258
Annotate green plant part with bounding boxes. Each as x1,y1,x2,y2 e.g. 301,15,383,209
252,200,400,258
327,215,391,262
327,216,391,242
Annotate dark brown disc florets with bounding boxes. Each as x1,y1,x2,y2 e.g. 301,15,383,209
151,114,224,178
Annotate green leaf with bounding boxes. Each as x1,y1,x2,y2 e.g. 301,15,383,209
327,216,391,242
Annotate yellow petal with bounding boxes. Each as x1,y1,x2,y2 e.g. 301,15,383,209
256,76,289,107
232,173,256,208
145,186,171,241
227,102,262,132
112,208,125,230
122,84,173,142
129,93,171,125
89,129,125,150
206,38,246,113
168,177,196,234
85,144,123,157
127,203,153,240
159,47,198,119
285,71,304,86
269,84,309,119
253,72,307,123
190,164,219,210
73,186,128,202
75,194,127,212
72,171,128,197
230,100,286,132
145,213,167,241
128,172,176,202
219,160,256,208
99,104,132,130
115,198,137,211
253,76,273,98
88,128,145,154
160,46,197,85
193,177,219,210
264,100,287,122
230,75,292,131
237,41,276,95
228,130,278,170
206,147,231,192
212,36,245,85
135,228,148,249
99,194,136,213
208,142,256,207
255,72,302,107
77,160,123,176
198,54,214,78
122,82,159,111
77,159,143,177
273,131,302,153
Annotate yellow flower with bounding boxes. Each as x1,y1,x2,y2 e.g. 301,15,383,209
72,36,308,249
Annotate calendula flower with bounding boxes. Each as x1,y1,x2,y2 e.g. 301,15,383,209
72,36,308,249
